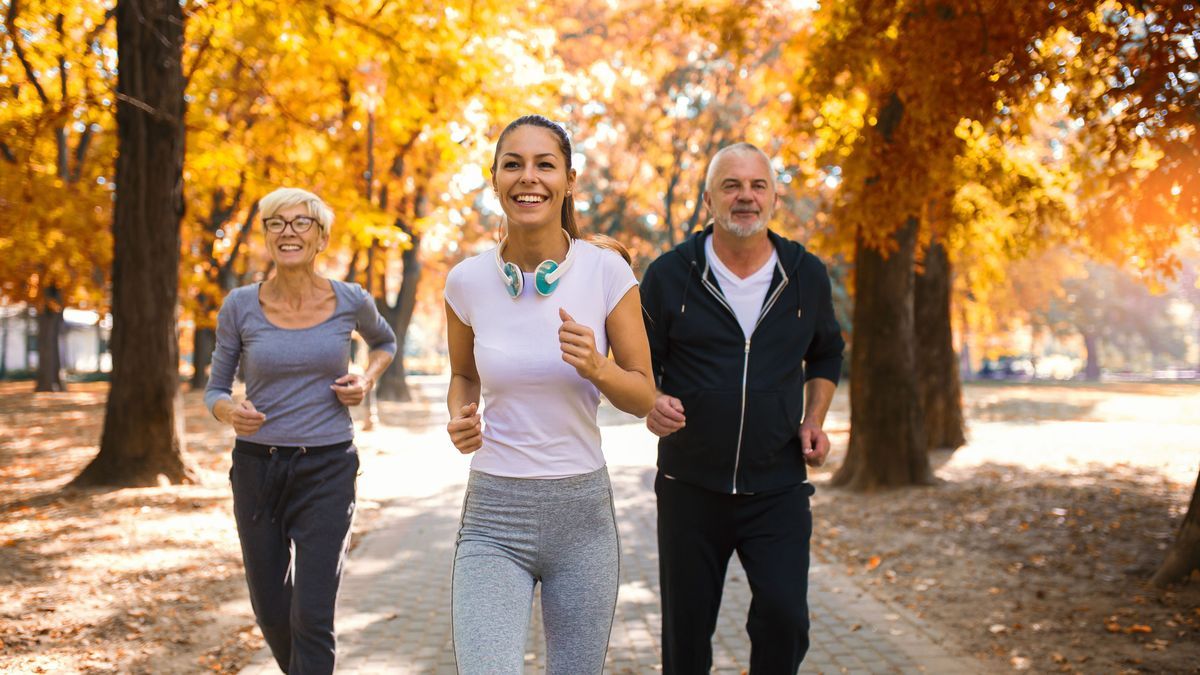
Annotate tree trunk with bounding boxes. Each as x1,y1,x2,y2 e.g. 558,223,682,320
34,292,66,392
190,326,214,389
1082,333,1101,381
25,308,35,370
95,320,105,373
915,241,965,451
73,0,193,487
832,219,934,490
375,219,421,402
0,309,9,378
959,302,973,382
1152,465,1200,586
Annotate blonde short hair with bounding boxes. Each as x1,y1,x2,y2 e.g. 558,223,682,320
258,187,334,235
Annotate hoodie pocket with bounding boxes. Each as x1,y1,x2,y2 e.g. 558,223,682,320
669,389,742,464
741,390,802,469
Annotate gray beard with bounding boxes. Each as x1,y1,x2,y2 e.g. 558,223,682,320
716,215,767,238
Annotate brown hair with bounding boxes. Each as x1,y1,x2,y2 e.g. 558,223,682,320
491,115,581,239
492,116,633,267
584,233,632,266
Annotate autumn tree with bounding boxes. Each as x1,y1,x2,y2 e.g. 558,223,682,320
545,0,809,263
799,1,975,489
794,1,1197,490
1060,5,1199,279
177,0,359,389
934,119,1076,444
73,0,192,486
175,0,540,401
1017,4,1199,584
333,0,551,401
0,0,116,391
1031,261,1186,379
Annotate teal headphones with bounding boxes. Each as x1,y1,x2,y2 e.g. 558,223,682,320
494,229,576,298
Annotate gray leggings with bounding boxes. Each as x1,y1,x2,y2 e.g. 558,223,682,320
452,467,619,674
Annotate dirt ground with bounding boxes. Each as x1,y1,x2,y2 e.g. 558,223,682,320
807,382,1200,674
1,379,1198,674
0,382,265,673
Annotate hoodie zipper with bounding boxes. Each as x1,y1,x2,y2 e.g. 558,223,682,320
699,255,790,494
730,338,750,494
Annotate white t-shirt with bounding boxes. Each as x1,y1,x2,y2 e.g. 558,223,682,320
444,239,638,478
706,236,778,339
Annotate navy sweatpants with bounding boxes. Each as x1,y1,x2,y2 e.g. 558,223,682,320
230,440,358,675
656,472,815,675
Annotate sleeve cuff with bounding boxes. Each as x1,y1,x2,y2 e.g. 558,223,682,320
204,391,233,416
805,358,843,385
445,295,470,326
371,341,398,356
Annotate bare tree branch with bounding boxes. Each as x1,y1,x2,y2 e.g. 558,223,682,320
56,128,70,179
53,13,74,181
6,0,52,105
220,200,258,288
71,124,95,181
184,28,214,89
370,0,396,19
114,92,181,127
55,14,68,100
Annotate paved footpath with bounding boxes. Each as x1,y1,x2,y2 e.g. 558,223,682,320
240,404,989,675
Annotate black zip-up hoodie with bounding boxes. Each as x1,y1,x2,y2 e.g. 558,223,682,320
640,225,845,495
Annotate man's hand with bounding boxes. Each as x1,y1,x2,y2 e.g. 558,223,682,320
799,421,830,467
646,394,686,437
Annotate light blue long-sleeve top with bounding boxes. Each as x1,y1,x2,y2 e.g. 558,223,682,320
204,280,397,446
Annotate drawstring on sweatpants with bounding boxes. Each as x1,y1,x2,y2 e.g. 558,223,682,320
252,446,308,523
272,447,306,522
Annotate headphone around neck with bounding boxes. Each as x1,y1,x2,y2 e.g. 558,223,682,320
494,229,576,299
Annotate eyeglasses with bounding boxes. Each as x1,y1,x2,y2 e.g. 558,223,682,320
263,215,319,234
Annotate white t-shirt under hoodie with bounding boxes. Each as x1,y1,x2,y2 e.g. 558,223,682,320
444,239,637,479
705,235,778,339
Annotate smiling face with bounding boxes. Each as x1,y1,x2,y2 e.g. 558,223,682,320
492,124,576,232
704,149,778,238
265,203,328,269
